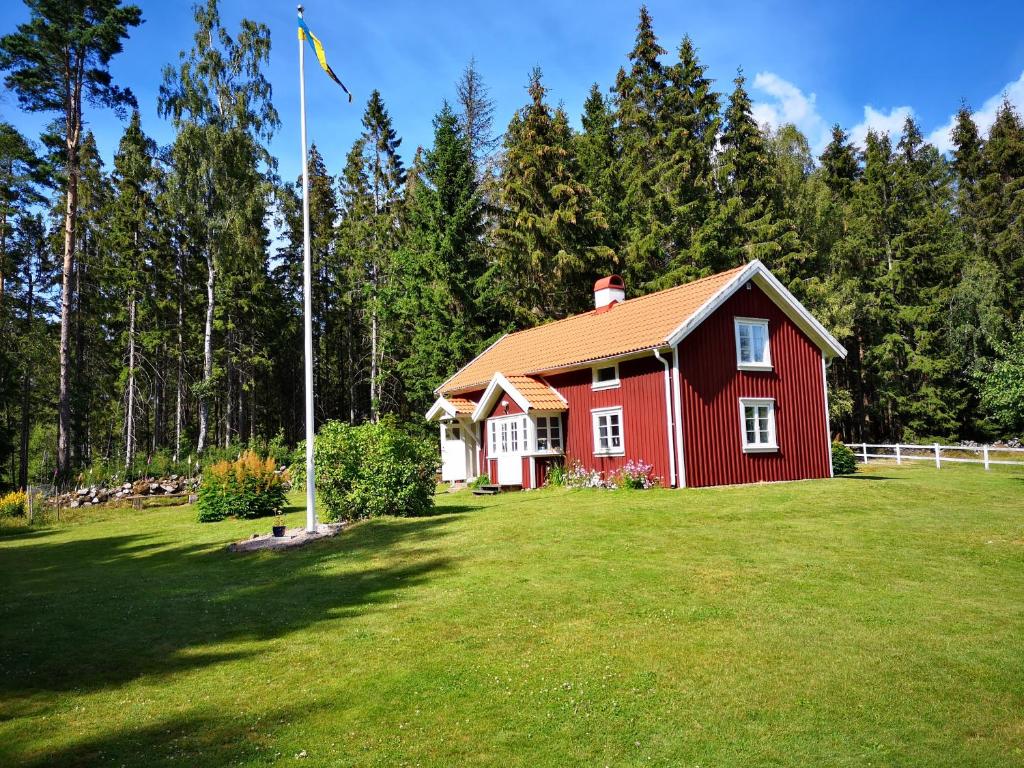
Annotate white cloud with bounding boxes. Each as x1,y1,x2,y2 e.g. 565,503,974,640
849,105,915,148
927,70,1024,152
750,72,829,152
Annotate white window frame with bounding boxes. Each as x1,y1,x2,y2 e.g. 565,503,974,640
534,414,563,452
738,397,778,453
591,362,621,391
591,406,625,456
734,317,772,371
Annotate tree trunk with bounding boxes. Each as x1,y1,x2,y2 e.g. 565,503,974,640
57,142,80,480
197,251,214,453
17,247,34,489
370,305,379,423
124,289,137,470
174,246,185,462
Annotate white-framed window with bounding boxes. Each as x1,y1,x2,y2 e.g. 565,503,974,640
592,407,624,455
535,415,563,451
738,398,778,452
489,421,496,454
734,318,772,370
444,424,461,441
500,420,509,453
510,419,519,452
591,362,620,390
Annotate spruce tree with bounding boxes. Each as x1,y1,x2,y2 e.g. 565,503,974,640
493,68,614,323
718,71,800,275
655,35,724,285
576,84,622,255
613,5,671,289
106,111,157,470
395,103,485,412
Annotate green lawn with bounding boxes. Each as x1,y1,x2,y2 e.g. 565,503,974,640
1,464,1022,767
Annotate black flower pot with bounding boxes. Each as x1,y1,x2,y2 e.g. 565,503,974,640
272,525,286,538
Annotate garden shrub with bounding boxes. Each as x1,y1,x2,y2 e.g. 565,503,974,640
313,418,437,521
831,440,857,476
610,460,659,489
0,490,26,517
196,451,288,523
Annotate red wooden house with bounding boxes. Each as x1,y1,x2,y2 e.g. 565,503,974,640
426,260,847,489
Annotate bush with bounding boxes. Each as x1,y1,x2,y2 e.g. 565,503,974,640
196,451,288,523
0,490,26,517
831,441,857,476
544,461,566,487
313,418,437,521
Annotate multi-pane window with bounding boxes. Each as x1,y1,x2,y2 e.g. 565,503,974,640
592,363,620,390
592,407,624,455
510,419,519,452
489,421,496,454
735,318,771,369
739,398,777,451
535,415,562,451
500,421,508,453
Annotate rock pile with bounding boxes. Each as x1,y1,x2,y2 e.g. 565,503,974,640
54,475,200,509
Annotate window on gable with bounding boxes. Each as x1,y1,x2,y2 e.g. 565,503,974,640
735,318,772,370
592,407,624,455
739,398,778,452
535,415,563,451
592,363,620,390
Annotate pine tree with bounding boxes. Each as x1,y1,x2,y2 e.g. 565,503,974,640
0,0,142,479
493,68,615,323
820,125,861,201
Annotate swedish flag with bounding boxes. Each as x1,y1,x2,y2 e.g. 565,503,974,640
298,16,353,103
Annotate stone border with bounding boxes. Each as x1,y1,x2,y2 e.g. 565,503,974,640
227,522,346,553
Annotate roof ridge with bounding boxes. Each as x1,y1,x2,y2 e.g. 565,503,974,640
494,264,746,344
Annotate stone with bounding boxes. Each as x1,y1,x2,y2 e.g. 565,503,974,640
149,483,161,494
77,488,89,497
70,501,81,509
161,483,178,494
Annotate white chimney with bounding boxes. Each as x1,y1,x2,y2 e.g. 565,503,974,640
593,275,625,310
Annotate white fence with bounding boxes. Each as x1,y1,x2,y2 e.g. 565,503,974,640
845,443,1024,470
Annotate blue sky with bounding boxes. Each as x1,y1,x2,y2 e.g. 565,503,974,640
3,0,1024,187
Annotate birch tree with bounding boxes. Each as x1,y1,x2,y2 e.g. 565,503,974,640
158,0,277,453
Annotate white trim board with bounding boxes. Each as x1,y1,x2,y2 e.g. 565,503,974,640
665,260,847,360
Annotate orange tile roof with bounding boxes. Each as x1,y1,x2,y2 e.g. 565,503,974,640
441,265,746,394
446,396,476,414
505,375,567,411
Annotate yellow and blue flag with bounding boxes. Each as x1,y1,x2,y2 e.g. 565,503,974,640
298,16,353,103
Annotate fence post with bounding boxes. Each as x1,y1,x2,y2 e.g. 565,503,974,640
862,442,868,464
983,445,990,471
934,443,941,469
895,444,902,464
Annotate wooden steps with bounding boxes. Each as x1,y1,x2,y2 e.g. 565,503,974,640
472,484,502,496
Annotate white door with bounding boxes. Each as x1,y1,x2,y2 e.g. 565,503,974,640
441,423,467,481
490,416,526,485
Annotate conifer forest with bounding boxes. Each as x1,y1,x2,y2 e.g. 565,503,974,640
1,0,1022,488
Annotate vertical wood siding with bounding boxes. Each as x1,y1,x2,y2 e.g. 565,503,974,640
546,355,673,485
678,283,830,487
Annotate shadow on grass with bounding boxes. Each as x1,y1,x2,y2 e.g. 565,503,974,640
2,702,321,768
0,513,458,705
835,475,902,481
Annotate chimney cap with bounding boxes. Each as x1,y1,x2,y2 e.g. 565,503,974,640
593,275,625,292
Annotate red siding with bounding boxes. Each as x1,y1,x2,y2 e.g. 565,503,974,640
678,283,830,487
546,355,674,485
487,393,524,418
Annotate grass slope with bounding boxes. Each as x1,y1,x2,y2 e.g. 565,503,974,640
1,464,1022,767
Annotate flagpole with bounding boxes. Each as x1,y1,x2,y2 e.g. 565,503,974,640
298,4,317,534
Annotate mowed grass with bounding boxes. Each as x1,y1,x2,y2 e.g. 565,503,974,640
1,464,1022,767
